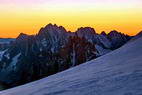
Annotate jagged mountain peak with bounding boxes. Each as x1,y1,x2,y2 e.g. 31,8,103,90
44,23,59,30
16,33,36,42
76,27,96,41
101,31,107,36
17,33,28,37
76,27,96,34
108,30,129,37
16,33,29,40
38,23,67,37
107,30,131,49
44,23,66,31
108,30,120,35
45,23,55,27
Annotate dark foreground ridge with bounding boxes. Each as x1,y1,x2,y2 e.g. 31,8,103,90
0,23,131,89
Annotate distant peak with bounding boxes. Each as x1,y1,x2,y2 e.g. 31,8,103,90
78,27,94,30
53,24,58,27
44,23,66,30
108,30,122,36
37,23,67,38
16,33,29,40
77,27,96,34
46,23,53,27
18,33,28,37
110,30,119,33
101,31,107,36
45,23,60,28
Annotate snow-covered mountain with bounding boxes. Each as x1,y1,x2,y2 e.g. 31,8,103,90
0,24,131,88
0,31,141,95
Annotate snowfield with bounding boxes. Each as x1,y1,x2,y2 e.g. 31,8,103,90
0,36,142,95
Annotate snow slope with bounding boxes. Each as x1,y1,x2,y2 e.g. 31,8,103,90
0,36,142,95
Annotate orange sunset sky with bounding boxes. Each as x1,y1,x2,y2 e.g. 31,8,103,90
0,0,142,38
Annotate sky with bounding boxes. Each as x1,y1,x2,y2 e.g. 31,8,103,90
0,0,142,38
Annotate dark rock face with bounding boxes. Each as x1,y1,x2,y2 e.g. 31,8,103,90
107,30,131,49
60,36,96,67
0,24,131,88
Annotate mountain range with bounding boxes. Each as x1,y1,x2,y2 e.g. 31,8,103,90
0,23,131,88
0,26,142,95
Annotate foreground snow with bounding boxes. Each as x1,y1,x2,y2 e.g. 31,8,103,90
0,36,142,95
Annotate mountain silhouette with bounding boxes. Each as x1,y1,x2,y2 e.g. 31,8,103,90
0,23,131,89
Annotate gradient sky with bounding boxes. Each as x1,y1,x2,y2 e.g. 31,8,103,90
0,0,142,38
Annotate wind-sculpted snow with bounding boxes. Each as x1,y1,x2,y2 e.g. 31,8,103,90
0,33,141,95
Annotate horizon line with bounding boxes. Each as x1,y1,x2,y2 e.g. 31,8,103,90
0,23,141,38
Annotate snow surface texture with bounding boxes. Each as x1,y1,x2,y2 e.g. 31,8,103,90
0,36,142,95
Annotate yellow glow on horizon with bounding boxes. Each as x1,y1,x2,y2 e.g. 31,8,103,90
0,2,142,38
